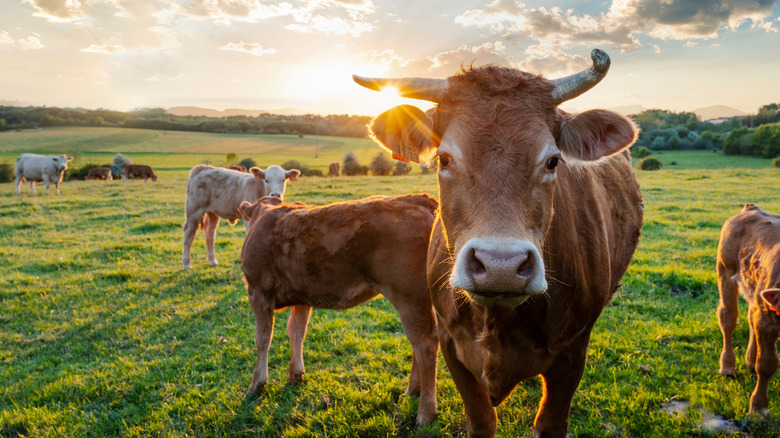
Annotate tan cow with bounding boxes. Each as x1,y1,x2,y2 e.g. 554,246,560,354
238,194,439,425
182,164,300,269
85,167,113,181
717,203,780,415
354,48,643,437
14,153,73,195
122,164,157,182
328,161,340,177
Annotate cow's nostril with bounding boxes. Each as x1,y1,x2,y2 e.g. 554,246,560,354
467,247,487,275
517,251,535,278
270,193,282,198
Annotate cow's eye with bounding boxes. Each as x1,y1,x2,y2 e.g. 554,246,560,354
438,153,452,169
546,155,560,172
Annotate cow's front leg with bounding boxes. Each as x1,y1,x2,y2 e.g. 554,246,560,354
717,263,739,375
247,290,275,394
534,340,589,438
440,332,496,437
395,303,438,425
749,314,779,415
182,213,202,269
286,305,312,384
202,212,220,267
14,176,22,194
746,305,759,373
42,175,51,195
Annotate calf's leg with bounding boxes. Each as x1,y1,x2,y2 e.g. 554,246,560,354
749,312,779,415
395,304,438,426
746,305,759,373
43,175,51,195
14,175,22,194
717,266,739,376
203,212,220,266
29,180,35,192
286,305,312,384
181,213,202,269
248,290,275,394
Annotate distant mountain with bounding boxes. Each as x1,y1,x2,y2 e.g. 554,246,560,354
692,105,748,121
166,106,311,117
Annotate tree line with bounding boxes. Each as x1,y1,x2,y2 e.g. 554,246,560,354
0,106,372,138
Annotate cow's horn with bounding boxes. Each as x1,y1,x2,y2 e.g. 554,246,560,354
551,49,611,104
352,75,448,102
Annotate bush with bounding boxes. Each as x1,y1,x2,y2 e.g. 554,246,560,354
309,169,323,177
630,146,652,159
65,163,109,181
393,160,412,176
343,151,366,176
370,152,394,176
0,163,12,183
238,157,257,169
420,160,437,174
637,156,663,171
280,159,309,176
773,157,780,168
112,154,132,178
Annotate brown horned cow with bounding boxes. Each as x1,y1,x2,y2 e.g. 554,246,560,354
354,48,643,437
238,194,439,425
717,203,780,415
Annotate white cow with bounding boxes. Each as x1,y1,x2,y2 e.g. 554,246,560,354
14,153,73,195
182,164,300,269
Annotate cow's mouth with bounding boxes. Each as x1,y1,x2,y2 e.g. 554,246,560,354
464,290,532,308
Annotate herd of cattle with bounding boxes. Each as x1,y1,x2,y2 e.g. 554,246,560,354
9,49,780,436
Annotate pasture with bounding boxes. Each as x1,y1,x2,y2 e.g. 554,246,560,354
1,127,780,437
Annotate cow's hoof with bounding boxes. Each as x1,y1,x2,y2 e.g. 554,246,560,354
247,382,266,395
288,372,305,384
719,367,735,377
209,260,218,267
183,263,191,270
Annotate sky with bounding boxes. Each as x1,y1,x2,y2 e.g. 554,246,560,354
1,0,779,116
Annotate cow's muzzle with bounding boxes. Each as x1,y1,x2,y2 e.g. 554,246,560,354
450,238,547,307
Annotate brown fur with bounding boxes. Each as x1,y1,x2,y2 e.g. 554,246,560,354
328,161,340,177
229,165,247,172
366,65,643,437
122,164,157,182
85,167,112,181
239,194,440,425
717,203,780,414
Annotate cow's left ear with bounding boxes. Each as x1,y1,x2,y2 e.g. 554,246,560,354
285,169,301,181
67,156,73,161
238,201,256,220
760,289,780,315
250,167,265,179
557,109,638,161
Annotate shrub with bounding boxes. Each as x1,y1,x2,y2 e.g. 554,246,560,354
65,163,108,181
309,169,323,177
342,151,365,176
111,154,132,178
637,156,663,171
226,153,239,167
370,152,393,176
393,160,412,176
420,160,437,174
238,157,257,169
772,157,780,168
0,163,12,183
280,159,310,176
630,146,652,159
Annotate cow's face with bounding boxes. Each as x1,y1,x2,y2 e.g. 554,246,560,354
356,49,637,307
251,165,300,200
53,154,73,172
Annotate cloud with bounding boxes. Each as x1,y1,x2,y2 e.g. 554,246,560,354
517,43,588,75
360,42,515,76
0,30,45,50
81,43,126,54
219,41,277,56
23,0,86,22
455,0,778,52
285,15,375,37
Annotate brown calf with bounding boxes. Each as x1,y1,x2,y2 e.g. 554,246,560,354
122,164,157,182
718,203,780,415
238,194,439,425
328,161,340,177
85,167,113,181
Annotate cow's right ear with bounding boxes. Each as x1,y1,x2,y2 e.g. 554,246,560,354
238,201,255,220
258,196,283,207
761,289,780,315
369,105,437,163
250,167,265,179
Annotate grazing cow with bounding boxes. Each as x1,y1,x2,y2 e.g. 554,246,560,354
328,161,340,177
229,165,248,172
14,153,73,195
85,167,113,181
182,164,300,269
354,48,643,437
717,203,780,415
238,194,439,425
122,164,157,182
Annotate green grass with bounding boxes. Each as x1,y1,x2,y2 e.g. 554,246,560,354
2,128,780,437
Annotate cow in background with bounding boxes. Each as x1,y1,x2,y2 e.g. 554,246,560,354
122,164,157,182
717,203,780,415
182,164,300,269
328,161,340,177
354,48,643,437
229,165,248,172
85,167,113,181
238,194,439,425
14,153,73,195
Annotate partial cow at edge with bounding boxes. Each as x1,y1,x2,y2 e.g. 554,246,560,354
238,193,439,426
354,48,643,437
122,164,157,182
182,164,300,269
14,153,73,195
717,203,780,415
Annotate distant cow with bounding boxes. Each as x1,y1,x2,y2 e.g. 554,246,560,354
14,153,73,195
182,164,300,269
717,203,780,415
85,167,113,181
238,194,439,425
229,165,247,172
122,164,157,182
328,161,340,177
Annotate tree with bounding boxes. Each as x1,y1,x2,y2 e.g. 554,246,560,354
370,152,393,176
342,151,364,176
226,153,239,166
751,123,780,158
0,118,6,132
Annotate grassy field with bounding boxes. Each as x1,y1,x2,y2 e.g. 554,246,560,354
2,127,780,437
